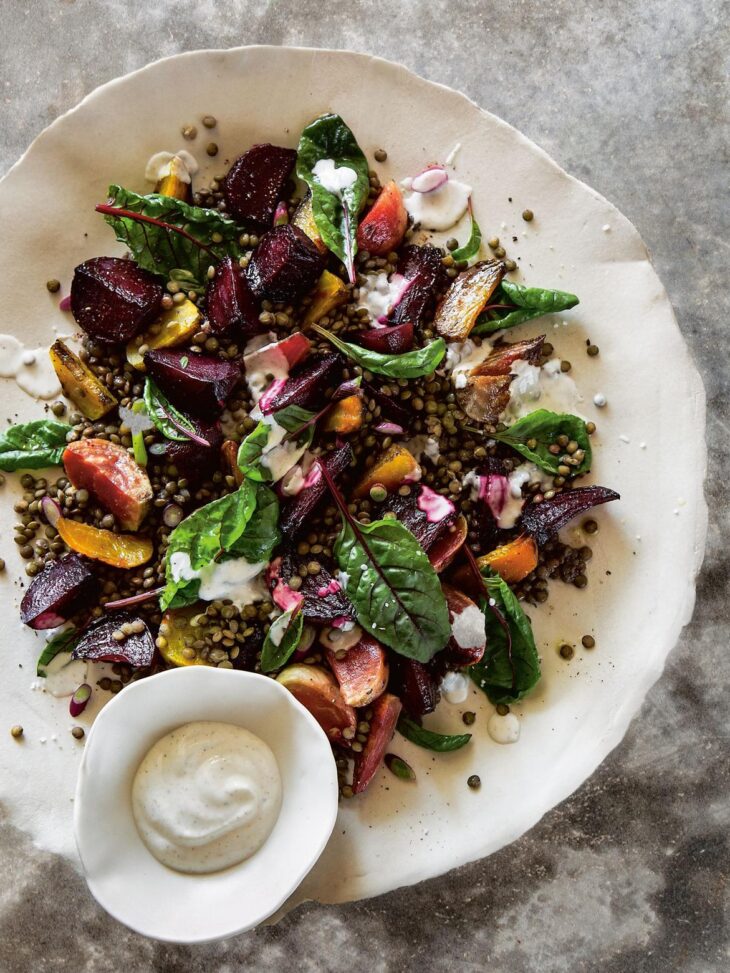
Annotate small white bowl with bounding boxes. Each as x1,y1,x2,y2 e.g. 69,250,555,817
74,666,338,943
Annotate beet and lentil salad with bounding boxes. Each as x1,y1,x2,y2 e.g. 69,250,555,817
6,113,618,794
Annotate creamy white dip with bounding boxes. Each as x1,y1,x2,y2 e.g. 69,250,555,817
169,552,268,608
0,334,62,399
487,711,521,744
312,158,358,198
132,721,282,874
403,177,472,231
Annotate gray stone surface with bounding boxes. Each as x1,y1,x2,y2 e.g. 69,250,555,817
0,1,727,970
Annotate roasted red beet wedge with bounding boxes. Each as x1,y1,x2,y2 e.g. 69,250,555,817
352,692,403,794
380,486,457,552
71,257,163,345
440,584,487,667
326,633,389,708
358,322,414,355
356,181,408,255
144,348,240,418
279,443,353,537
259,354,342,415
20,555,98,630
389,245,447,328
162,417,223,485
229,622,265,672
428,515,468,573
205,256,262,337
391,658,439,717
246,224,326,303
268,552,354,623
520,486,620,546
72,611,154,667
63,439,152,531
223,144,297,227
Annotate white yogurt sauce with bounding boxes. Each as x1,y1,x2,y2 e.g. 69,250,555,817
487,711,521,745
144,150,199,185
403,177,472,231
443,336,493,387
132,721,282,874
170,552,267,608
312,158,357,198
38,651,88,697
0,335,62,399
356,272,409,323
450,604,486,654
403,434,440,465
253,409,309,483
503,358,582,420
440,671,470,704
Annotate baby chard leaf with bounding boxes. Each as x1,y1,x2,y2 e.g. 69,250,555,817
313,326,446,379
0,420,70,471
397,715,472,752
296,114,370,283
260,608,304,673
473,281,579,335
493,409,592,476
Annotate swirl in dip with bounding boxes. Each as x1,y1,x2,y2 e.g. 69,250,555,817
132,721,282,874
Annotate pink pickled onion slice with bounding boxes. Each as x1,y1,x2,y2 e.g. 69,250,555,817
411,165,449,194
483,473,509,520
374,421,404,435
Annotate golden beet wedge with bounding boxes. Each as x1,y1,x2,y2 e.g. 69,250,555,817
353,444,421,498
49,339,118,420
433,260,505,340
302,270,349,328
126,299,202,371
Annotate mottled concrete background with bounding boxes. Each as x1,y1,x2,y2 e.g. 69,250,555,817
1,1,728,970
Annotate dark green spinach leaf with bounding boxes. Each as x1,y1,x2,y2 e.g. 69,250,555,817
227,483,280,563
334,515,451,662
99,185,243,288
260,608,304,672
473,281,579,335
397,715,472,752
313,326,446,379
0,420,70,471
296,114,369,283
494,409,591,476
469,568,541,704
36,627,78,677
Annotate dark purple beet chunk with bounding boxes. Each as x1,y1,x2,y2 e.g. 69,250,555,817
246,224,326,303
144,348,240,418
363,382,412,429
272,553,354,623
205,256,262,337
20,555,98,630
229,622,265,671
358,323,414,355
223,144,297,227
380,487,456,553
280,444,353,537
390,245,447,328
520,486,620,547
260,354,342,415
163,417,223,485
390,658,439,717
72,611,154,667
71,257,163,345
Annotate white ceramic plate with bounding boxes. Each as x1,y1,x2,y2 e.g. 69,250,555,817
0,48,706,915
74,667,339,942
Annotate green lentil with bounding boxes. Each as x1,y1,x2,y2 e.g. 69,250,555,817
462,711,476,726
583,519,598,534
559,643,574,659
374,148,387,162
522,209,534,222
582,635,596,649
467,774,481,789
496,703,510,716
202,114,217,129
71,726,85,740
206,142,219,157
181,124,197,140
46,279,61,293
10,725,23,739
587,344,600,357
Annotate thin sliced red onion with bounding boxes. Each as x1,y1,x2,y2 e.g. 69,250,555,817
483,473,509,520
103,588,164,611
40,496,62,527
273,200,289,226
374,421,404,435
69,683,92,717
259,378,288,415
411,165,449,194
332,378,363,401
59,295,72,312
